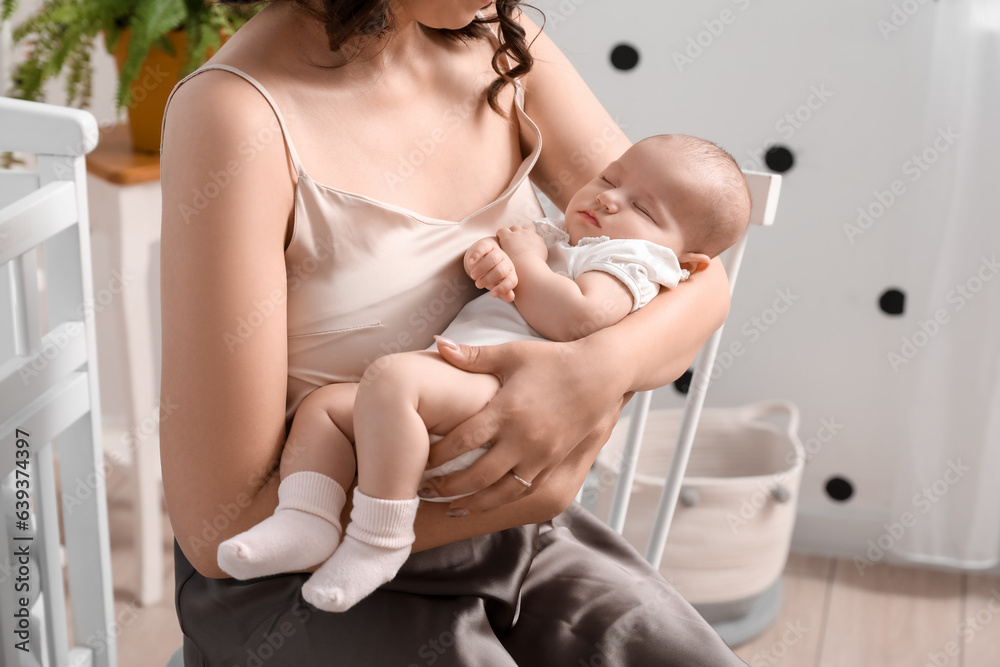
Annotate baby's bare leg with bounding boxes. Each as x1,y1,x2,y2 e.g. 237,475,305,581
281,382,358,493
355,350,501,498
218,383,358,580
302,351,500,612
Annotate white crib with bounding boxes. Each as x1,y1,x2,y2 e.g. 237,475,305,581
0,97,116,667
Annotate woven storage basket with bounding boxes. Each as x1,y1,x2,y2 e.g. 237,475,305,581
592,400,804,606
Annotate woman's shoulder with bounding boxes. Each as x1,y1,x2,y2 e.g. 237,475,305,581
163,6,290,133
161,67,294,191
160,55,297,243
162,50,290,156
165,65,259,115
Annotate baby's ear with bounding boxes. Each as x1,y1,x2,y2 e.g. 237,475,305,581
678,252,712,275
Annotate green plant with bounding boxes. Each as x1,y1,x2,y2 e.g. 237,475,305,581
3,0,18,22
7,0,261,111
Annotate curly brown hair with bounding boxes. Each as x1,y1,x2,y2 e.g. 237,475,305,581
219,0,540,120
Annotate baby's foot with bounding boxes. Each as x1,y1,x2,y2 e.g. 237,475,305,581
217,508,341,580
301,489,419,612
217,471,347,580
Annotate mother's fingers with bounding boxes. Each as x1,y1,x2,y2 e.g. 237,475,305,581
426,397,504,469
420,445,522,501
444,469,543,516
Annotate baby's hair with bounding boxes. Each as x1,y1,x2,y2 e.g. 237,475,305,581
637,134,752,258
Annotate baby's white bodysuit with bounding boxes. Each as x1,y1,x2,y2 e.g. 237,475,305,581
420,217,689,500
428,217,689,348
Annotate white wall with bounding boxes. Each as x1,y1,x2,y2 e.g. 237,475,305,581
531,0,958,562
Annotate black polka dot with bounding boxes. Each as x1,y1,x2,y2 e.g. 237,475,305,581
610,43,640,71
673,370,693,395
825,477,854,502
764,145,795,173
879,288,905,315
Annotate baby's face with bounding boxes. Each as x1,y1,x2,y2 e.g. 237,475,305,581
564,143,704,262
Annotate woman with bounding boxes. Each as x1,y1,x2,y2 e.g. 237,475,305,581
159,0,747,664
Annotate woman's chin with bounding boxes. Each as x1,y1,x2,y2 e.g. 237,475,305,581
417,2,489,30
424,16,481,31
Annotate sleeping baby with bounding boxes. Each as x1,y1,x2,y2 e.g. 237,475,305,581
216,133,753,612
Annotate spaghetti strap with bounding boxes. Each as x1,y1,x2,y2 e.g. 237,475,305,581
160,64,304,174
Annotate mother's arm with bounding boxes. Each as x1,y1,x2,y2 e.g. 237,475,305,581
417,11,731,526
159,71,297,577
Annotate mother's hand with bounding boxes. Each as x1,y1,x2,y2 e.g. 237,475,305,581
421,336,631,515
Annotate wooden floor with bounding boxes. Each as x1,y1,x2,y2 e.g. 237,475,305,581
729,553,1000,666
102,472,1000,667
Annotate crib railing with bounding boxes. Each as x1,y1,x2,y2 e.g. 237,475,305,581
0,96,115,667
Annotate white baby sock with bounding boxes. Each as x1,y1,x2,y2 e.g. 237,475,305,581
301,488,419,612
217,471,347,580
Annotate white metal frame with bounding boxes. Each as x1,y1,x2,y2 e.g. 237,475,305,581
0,96,116,667
604,170,782,569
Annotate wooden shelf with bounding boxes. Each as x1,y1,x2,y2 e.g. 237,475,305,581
86,124,161,185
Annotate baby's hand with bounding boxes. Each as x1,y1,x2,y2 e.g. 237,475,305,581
497,225,547,262
464,237,518,302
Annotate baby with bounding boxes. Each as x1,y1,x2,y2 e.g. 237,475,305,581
216,134,752,612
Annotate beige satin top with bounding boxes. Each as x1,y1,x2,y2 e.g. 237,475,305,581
164,49,544,432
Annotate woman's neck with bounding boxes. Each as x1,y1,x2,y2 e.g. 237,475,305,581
269,2,443,81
